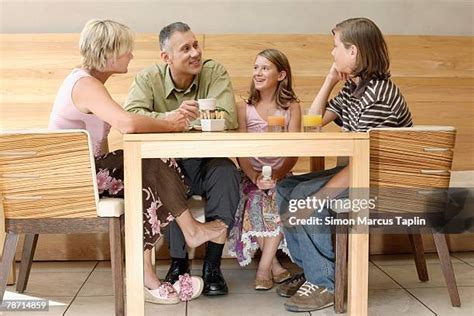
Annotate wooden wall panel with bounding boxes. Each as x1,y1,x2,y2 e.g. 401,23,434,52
1,33,472,259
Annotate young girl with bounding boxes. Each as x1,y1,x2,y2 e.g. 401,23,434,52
228,49,301,290
48,19,227,305
276,18,413,312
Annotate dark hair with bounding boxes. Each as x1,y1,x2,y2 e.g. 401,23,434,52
247,48,299,109
332,17,390,80
159,22,190,51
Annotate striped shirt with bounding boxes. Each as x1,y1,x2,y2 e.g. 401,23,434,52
327,78,413,132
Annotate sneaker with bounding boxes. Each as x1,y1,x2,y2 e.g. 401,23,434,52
276,272,306,297
172,273,204,301
284,281,334,312
144,282,180,305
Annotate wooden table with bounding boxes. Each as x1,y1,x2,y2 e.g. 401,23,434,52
123,132,370,315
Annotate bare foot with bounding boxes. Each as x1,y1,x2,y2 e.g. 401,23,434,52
145,272,161,290
206,219,228,230
184,220,227,248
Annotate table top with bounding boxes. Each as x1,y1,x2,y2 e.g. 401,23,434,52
123,131,369,142
122,129,371,316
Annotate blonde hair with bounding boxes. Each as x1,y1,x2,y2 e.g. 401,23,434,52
79,19,134,71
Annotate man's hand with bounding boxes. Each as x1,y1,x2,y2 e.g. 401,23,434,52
178,100,199,121
165,111,188,131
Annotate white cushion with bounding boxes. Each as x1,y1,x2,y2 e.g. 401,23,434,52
97,197,124,217
188,195,206,223
96,196,206,219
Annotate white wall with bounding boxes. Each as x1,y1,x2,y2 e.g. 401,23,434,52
1,0,473,35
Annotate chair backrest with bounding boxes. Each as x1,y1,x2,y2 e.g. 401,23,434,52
370,126,456,188
369,126,456,214
0,130,99,219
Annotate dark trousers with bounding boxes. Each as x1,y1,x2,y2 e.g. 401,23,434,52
164,158,240,258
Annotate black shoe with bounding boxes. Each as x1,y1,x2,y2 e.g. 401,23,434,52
202,260,228,296
164,257,190,284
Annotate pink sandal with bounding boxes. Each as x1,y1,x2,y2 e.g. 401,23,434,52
144,282,180,305
173,273,204,301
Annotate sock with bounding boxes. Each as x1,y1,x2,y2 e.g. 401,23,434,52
205,241,224,265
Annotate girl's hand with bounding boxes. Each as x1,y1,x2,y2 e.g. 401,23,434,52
327,63,350,85
165,111,188,131
256,174,276,190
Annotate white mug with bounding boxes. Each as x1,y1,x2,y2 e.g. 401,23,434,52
198,98,216,110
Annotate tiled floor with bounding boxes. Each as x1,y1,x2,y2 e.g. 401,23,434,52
2,253,473,316
3,171,473,315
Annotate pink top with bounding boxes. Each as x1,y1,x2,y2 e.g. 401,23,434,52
246,103,291,172
48,68,111,157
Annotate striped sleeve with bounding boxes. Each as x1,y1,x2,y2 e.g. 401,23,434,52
393,96,413,127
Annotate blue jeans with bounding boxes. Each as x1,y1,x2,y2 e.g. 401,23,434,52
276,166,347,292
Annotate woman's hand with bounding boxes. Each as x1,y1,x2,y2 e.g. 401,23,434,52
165,111,188,131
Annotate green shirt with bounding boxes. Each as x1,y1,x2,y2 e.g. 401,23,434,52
124,59,238,129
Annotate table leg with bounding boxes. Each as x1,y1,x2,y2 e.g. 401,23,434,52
309,157,325,172
348,139,370,315
124,142,144,316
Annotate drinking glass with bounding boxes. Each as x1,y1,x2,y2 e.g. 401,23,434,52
303,108,322,132
267,109,286,132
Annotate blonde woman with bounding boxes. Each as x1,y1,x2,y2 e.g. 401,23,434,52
48,19,227,304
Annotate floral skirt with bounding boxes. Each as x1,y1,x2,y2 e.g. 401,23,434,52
227,172,288,266
94,150,189,250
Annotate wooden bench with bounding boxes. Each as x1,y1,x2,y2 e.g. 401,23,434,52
0,33,472,259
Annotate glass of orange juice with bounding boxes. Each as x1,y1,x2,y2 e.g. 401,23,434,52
267,109,286,132
303,108,322,132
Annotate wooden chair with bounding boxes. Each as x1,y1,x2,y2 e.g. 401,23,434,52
334,126,460,313
0,130,125,316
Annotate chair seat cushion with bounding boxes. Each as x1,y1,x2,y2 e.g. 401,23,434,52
97,197,124,217
97,196,205,219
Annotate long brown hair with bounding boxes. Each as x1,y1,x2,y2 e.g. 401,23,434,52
247,48,299,109
332,17,391,80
